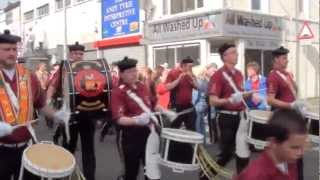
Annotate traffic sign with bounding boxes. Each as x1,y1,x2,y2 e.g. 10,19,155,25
297,21,314,40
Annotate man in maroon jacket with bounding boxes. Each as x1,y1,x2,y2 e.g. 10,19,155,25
0,30,67,180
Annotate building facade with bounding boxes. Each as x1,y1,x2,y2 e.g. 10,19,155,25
143,0,319,98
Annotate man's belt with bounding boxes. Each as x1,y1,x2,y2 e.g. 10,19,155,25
0,141,28,148
218,110,242,115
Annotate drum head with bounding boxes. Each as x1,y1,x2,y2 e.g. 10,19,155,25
62,59,111,114
25,144,75,171
249,110,273,123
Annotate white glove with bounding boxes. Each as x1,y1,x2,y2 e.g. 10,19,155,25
228,92,243,104
53,109,71,124
134,112,151,126
0,121,13,138
290,100,307,115
161,109,178,122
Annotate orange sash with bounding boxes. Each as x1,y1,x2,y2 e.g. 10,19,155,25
0,64,33,125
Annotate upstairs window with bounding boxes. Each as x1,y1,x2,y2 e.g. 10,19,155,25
24,10,34,22
55,0,63,10
37,4,49,18
167,0,204,15
5,11,13,25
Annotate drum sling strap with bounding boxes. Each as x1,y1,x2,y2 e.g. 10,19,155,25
275,70,297,99
0,64,33,125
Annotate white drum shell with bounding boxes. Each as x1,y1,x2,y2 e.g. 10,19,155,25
160,128,203,172
247,110,273,150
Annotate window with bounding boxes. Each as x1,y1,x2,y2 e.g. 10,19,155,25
163,0,168,15
24,10,34,21
56,0,63,10
298,0,309,18
245,49,272,77
169,0,203,15
154,43,200,68
65,0,71,6
251,0,261,10
197,0,204,8
5,12,13,25
37,4,49,17
298,0,303,13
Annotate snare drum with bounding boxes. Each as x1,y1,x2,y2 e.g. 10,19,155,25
62,59,112,115
247,110,273,150
160,128,203,172
19,143,75,179
306,106,319,144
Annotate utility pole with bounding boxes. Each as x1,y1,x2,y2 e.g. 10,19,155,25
63,0,68,60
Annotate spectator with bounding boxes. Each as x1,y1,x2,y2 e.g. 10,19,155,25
244,62,268,110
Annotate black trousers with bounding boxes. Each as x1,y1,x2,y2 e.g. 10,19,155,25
170,104,196,131
54,113,96,180
121,133,151,180
216,113,240,166
0,145,40,180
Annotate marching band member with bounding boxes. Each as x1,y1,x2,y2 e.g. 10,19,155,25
208,43,250,174
46,42,97,180
267,46,306,180
235,109,307,180
0,30,68,180
165,57,198,130
111,57,161,180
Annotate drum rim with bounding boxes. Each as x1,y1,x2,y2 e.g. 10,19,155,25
306,111,320,120
161,128,204,143
22,144,76,178
249,110,272,122
159,158,200,172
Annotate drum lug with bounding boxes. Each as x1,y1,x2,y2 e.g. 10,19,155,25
102,108,107,112
75,110,80,114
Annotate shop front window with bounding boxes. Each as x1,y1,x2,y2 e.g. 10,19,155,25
154,43,200,68
245,49,273,77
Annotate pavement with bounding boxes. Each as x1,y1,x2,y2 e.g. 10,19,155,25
34,120,319,180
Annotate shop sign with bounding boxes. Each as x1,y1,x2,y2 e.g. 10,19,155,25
101,0,140,38
147,13,222,42
223,11,282,39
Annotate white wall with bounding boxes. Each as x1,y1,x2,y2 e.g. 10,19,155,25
21,0,101,50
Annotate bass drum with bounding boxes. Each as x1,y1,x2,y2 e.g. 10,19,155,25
62,58,112,116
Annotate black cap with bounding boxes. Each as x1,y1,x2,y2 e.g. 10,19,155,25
272,46,289,57
68,41,85,52
218,43,236,57
0,30,21,44
181,56,194,64
116,56,138,72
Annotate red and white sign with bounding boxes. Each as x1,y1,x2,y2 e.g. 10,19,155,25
297,21,314,40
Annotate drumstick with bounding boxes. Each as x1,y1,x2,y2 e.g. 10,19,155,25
12,119,39,130
241,88,267,95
